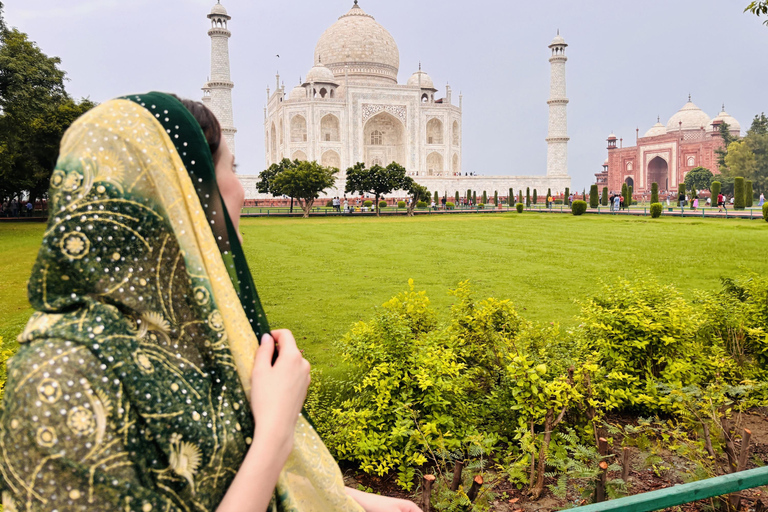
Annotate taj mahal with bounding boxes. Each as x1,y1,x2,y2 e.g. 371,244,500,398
201,1,572,199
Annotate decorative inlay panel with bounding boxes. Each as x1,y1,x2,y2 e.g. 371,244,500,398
362,104,407,124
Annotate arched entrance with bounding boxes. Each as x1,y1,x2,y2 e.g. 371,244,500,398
364,112,405,168
625,177,634,188
647,156,668,191
427,152,443,176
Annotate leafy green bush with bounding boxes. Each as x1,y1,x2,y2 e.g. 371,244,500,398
734,177,745,210
477,203,485,209
416,200,428,208
601,187,608,207
397,201,406,208
363,200,373,207
711,181,721,204
651,183,659,204
446,201,455,209
379,200,387,208
516,203,524,213
650,202,662,218
571,200,587,215
763,203,768,221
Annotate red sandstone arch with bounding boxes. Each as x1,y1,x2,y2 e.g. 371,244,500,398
647,156,668,191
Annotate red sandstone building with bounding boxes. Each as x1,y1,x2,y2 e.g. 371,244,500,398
595,98,741,194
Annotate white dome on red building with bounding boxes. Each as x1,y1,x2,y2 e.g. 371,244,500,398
666,100,711,132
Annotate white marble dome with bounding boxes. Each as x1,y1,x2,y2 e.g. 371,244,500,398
549,33,567,47
210,2,228,16
314,2,399,84
644,121,666,138
666,100,711,132
712,107,741,134
288,85,306,101
407,70,435,90
305,63,336,84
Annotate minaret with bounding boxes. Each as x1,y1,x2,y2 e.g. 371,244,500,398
546,31,569,177
203,1,237,155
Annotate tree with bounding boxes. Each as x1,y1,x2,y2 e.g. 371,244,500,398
711,181,721,205
745,1,768,24
257,158,298,211
345,161,407,216
628,185,633,206
601,187,608,206
684,167,714,191
482,190,487,204
508,188,514,206
621,183,629,209
714,122,739,170
745,113,768,195
589,184,599,208
494,190,498,206
402,177,429,216
526,187,530,207
270,161,337,218
725,140,757,180
734,177,746,210
472,191,477,205
455,191,459,204
746,180,754,207
651,182,659,204
0,25,94,204
466,189,472,204
532,189,537,205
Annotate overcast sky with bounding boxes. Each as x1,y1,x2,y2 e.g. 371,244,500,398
6,0,767,189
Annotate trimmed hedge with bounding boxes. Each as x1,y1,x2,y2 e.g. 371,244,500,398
571,200,587,215
379,201,387,208
526,187,531,207
589,184,599,208
734,177,745,210
397,201,406,208
477,203,485,209
601,187,608,206
416,201,428,208
533,189,538,204
746,180,754,208
650,202,662,218
455,191,460,204
363,200,373,207
711,181,721,204
651,182,659,204
508,188,514,206
446,201,455,209
516,203,524,213
763,203,768,221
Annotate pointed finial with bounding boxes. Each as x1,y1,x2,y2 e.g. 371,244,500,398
557,28,560,35
419,61,421,71
354,0,358,4
722,103,726,112
657,115,660,123
688,93,691,102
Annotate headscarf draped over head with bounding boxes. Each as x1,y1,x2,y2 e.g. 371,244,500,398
0,93,362,512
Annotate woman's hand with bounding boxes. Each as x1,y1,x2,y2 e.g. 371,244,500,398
250,329,311,462
345,487,423,512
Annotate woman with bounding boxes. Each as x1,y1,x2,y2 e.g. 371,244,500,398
0,93,419,512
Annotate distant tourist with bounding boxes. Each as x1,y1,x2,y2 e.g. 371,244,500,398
759,193,765,207
613,194,620,211
692,197,698,211
717,193,726,212
678,190,685,210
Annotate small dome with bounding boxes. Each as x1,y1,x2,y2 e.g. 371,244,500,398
210,2,228,15
666,100,711,132
712,107,741,134
608,133,617,140
549,33,567,47
288,85,306,101
407,70,435,90
644,121,666,138
305,63,336,84
603,158,609,165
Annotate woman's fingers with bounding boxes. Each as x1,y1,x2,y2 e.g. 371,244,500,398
255,333,275,368
270,329,297,352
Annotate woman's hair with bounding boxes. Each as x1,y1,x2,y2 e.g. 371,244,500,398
171,94,222,160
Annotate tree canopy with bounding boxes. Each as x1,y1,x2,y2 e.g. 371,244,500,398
345,161,407,216
721,114,768,195
270,160,337,218
745,1,768,24
0,17,95,203
684,167,714,192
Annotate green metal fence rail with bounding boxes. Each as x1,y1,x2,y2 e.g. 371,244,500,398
568,465,768,512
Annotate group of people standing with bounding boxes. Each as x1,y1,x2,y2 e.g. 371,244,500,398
608,192,627,211
1,199,37,217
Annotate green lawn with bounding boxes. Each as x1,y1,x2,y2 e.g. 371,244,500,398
2,214,767,375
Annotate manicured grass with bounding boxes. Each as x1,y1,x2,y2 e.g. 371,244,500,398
2,215,767,376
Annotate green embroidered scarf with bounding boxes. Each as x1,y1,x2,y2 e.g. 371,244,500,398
0,94,362,512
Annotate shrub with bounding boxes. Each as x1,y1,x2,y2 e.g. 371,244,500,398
601,187,608,206
621,183,628,208
526,187,531,207
564,187,570,202
533,189,538,204
746,180,753,207
477,203,485,209
326,200,334,207
571,200,587,215
711,181,721,204
455,191,460,204
516,203,524,213
763,203,768,221
482,191,488,204
651,183,659,204
397,200,406,208
628,185,634,206
379,200,387,208
554,199,563,205
446,201,455,209
508,188,514,206
650,202,662,218
466,189,472,203
416,200,428,208
734,177,745,210
589,184,599,208
472,191,477,205
494,190,498,205
363,200,373,207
